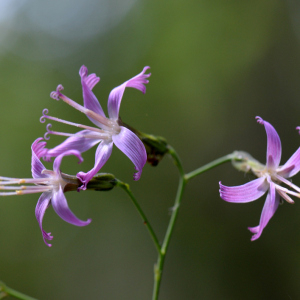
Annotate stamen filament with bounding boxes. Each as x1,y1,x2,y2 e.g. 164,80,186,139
276,189,295,204
274,174,300,193
274,183,300,198
58,94,113,128
42,114,106,134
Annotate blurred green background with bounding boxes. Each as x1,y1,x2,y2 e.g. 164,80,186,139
1,0,300,299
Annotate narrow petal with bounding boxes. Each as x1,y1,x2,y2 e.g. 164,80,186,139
112,126,147,181
248,181,280,241
46,130,101,159
107,66,151,120
53,150,83,175
35,192,53,247
77,141,113,190
219,177,269,203
79,65,107,127
51,186,92,226
256,116,281,169
277,146,300,178
31,138,48,179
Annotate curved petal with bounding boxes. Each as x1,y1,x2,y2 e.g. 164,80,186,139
77,141,113,190
35,191,53,247
107,66,151,120
79,65,106,127
79,65,100,90
219,177,269,203
256,116,281,169
277,146,300,178
248,181,280,241
52,186,92,226
31,138,48,179
46,130,101,160
53,150,83,175
112,126,147,181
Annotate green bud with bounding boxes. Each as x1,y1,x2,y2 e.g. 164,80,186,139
118,118,169,166
62,173,117,192
232,151,264,176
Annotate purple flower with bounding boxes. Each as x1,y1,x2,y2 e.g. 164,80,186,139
0,138,91,246
41,66,150,189
219,117,300,241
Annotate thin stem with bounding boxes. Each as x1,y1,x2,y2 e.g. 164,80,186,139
185,152,237,181
152,146,186,300
152,149,237,300
0,281,38,300
117,180,161,254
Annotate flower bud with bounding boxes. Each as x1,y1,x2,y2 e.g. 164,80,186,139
118,119,169,166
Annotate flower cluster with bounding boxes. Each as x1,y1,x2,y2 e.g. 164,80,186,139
1,66,151,246
219,117,300,241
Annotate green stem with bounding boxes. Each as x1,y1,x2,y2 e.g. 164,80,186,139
185,153,237,181
117,180,161,254
152,150,237,300
152,146,186,300
0,281,37,300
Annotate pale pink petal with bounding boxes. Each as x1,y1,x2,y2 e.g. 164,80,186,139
277,147,300,178
46,130,101,160
256,116,282,169
31,138,48,179
79,65,106,127
53,150,83,175
219,177,269,203
248,182,280,241
112,126,147,181
35,192,53,247
51,186,92,226
77,141,113,190
107,66,151,120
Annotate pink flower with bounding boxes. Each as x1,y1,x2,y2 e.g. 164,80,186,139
0,138,91,246
41,66,150,189
219,117,300,241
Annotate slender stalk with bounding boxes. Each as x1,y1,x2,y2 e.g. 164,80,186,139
152,149,237,300
185,153,237,181
0,281,37,300
152,146,186,300
117,180,161,254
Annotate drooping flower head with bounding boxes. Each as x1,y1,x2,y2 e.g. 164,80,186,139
41,66,150,189
0,138,91,246
219,117,300,241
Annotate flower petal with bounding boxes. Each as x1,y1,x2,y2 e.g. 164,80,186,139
46,130,101,160
31,138,48,179
79,65,106,127
77,141,113,190
219,177,269,203
51,186,92,226
112,126,147,181
35,191,53,247
256,116,281,169
248,181,280,241
277,146,300,178
107,66,151,120
53,150,83,175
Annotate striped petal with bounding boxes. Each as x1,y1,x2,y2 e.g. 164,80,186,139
112,126,147,181
35,191,53,247
219,177,269,203
107,66,151,120
248,181,280,241
256,116,281,169
51,186,92,226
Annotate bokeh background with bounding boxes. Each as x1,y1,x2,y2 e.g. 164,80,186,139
0,0,300,299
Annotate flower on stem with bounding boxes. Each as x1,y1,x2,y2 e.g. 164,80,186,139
219,117,300,241
0,138,91,247
41,66,150,189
